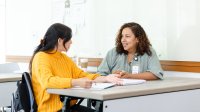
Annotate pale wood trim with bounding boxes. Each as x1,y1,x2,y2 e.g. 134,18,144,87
78,57,103,67
78,58,200,73
6,55,200,73
160,60,200,73
6,55,31,63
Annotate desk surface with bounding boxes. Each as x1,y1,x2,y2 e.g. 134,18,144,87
47,77,200,100
0,73,21,82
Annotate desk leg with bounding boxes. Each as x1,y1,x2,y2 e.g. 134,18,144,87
87,99,92,108
87,99,103,112
94,100,103,112
62,97,72,112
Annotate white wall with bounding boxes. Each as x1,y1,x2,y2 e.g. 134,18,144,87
0,0,5,63
91,0,168,58
2,0,200,61
5,0,52,56
165,0,200,61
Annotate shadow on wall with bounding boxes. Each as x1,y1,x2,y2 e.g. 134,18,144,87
174,26,200,61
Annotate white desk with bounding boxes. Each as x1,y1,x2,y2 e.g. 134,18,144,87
0,73,21,83
47,77,200,112
0,73,21,107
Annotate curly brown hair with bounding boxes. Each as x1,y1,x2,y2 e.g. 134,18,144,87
116,22,152,56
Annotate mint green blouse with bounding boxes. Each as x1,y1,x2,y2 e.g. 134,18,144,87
97,47,164,79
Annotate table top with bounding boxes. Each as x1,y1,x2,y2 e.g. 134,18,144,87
47,77,200,100
0,73,21,82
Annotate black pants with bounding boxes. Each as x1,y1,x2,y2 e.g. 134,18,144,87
58,104,95,112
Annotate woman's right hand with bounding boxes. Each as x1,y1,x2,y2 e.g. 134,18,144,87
72,78,93,89
105,74,123,85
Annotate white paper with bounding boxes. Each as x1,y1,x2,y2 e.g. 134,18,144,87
71,79,146,90
121,79,146,86
71,83,115,90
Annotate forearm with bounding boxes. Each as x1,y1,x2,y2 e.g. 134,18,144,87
71,79,80,87
93,76,107,83
129,72,158,80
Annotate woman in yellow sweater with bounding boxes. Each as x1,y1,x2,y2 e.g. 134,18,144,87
29,23,121,112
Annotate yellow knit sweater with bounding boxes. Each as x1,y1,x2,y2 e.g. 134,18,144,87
31,51,99,112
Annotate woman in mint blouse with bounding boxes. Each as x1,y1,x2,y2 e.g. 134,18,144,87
97,22,163,80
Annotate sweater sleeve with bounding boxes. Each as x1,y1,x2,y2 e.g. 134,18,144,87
33,53,72,89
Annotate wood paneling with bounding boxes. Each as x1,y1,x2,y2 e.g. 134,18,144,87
79,57,103,67
80,58,200,73
160,60,200,73
6,55,31,63
6,55,200,73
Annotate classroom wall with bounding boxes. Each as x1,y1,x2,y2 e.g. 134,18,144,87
165,0,200,61
5,0,52,56
1,0,200,62
0,0,5,63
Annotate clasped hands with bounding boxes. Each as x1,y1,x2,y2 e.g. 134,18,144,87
105,70,132,85
112,70,132,79
73,70,131,88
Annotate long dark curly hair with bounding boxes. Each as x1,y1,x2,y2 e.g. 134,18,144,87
116,22,152,56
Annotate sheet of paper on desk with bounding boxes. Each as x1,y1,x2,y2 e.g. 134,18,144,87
71,83,116,90
91,83,116,90
121,79,146,85
71,79,145,90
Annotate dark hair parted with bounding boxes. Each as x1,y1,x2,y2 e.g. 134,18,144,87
29,23,72,74
116,22,152,56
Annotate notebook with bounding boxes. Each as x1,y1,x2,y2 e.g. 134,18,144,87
72,83,115,90
121,79,146,85
71,79,146,90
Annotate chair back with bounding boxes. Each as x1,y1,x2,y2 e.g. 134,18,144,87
23,72,37,112
11,72,37,112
